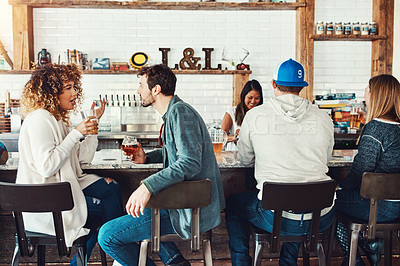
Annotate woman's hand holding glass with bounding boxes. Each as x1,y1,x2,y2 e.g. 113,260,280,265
75,98,106,136
75,116,98,136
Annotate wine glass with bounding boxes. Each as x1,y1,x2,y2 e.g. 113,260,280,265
121,136,138,160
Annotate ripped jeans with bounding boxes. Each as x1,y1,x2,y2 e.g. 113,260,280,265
70,177,124,266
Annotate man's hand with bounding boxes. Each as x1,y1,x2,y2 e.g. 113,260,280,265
125,184,151,217
131,142,146,164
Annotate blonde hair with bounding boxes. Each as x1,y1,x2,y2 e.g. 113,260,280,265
20,64,83,125
366,74,400,123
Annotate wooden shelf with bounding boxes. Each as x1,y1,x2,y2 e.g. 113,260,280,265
8,0,305,10
0,69,251,75
309,34,387,41
0,70,32,75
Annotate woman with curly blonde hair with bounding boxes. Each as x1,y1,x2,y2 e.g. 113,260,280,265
16,64,124,265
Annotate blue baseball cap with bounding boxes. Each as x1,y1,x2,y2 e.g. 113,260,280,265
273,58,309,87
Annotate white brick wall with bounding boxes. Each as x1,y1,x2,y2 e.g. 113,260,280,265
314,0,373,98
0,0,398,126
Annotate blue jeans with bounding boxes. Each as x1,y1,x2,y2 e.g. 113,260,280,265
335,189,400,261
225,191,334,266
71,178,124,266
336,189,400,222
98,209,183,266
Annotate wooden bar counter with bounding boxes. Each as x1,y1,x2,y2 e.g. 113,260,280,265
0,150,354,264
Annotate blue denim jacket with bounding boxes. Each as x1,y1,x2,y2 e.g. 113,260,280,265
143,95,225,239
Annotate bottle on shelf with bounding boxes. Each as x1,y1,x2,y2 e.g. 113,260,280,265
316,21,325,35
369,22,377,35
326,22,334,35
344,22,352,35
335,22,343,35
352,22,360,35
361,22,369,35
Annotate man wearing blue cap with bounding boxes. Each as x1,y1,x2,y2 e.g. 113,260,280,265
225,59,334,265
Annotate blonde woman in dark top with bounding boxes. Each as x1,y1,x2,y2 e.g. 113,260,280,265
335,74,400,266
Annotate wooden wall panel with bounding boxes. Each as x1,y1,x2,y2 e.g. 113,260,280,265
232,73,250,106
296,0,314,101
12,5,34,70
371,0,394,76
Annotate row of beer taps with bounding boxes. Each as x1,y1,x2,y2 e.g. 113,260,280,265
99,94,142,107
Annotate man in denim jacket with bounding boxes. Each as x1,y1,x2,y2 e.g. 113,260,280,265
99,64,225,266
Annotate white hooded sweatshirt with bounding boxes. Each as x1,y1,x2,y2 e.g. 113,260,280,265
238,94,334,220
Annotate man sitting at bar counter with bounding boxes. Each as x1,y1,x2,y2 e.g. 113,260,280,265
225,59,335,265
98,64,225,266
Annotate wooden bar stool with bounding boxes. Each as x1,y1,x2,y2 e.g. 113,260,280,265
138,179,213,266
252,180,336,266
326,172,400,266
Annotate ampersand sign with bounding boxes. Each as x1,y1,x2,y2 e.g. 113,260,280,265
179,48,201,70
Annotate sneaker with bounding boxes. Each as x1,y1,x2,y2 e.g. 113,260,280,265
359,238,384,266
112,260,123,266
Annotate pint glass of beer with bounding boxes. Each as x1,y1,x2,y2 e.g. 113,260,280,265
209,128,227,155
80,109,98,135
350,107,361,129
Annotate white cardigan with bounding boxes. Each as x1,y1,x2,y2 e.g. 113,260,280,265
16,109,100,247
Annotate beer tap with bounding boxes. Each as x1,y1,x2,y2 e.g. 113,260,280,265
4,90,11,118
127,95,131,107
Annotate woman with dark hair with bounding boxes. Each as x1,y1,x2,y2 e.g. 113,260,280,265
335,74,400,266
16,63,124,266
221,79,263,151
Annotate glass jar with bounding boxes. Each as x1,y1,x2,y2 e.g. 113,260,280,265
361,22,369,35
335,22,343,35
353,22,360,35
326,22,334,35
369,22,377,35
316,21,325,35
344,22,352,35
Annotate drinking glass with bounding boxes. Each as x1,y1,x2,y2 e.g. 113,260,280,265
350,107,361,129
209,128,227,155
121,136,139,160
80,109,98,135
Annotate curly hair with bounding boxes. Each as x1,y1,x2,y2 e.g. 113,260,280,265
20,64,83,125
